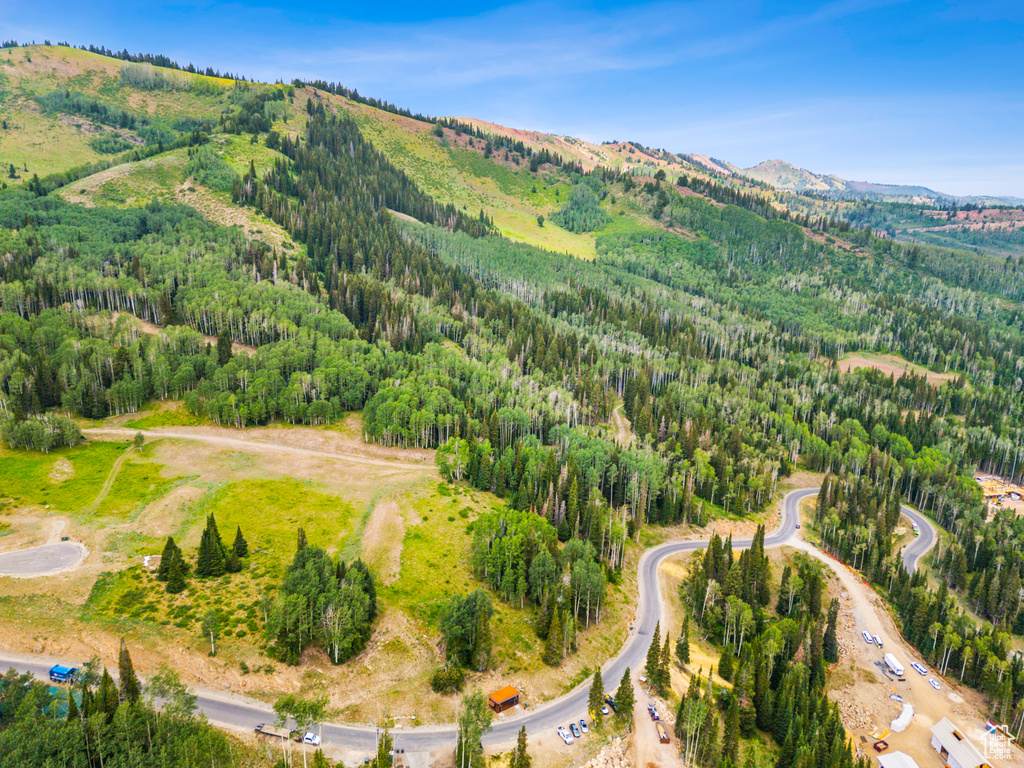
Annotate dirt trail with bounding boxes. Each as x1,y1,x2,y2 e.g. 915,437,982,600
611,404,634,447
84,427,437,473
82,445,133,514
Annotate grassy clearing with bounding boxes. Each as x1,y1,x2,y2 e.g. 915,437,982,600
123,402,207,429
92,459,177,521
81,477,361,658
0,45,236,184
342,100,598,258
0,442,123,515
206,479,361,569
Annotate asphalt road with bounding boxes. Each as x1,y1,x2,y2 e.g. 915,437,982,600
899,504,937,574
0,543,85,577
0,487,938,754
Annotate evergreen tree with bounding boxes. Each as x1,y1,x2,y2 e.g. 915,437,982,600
588,669,604,719
645,620,661,681
723,696,740,766
676,616,691,666
157,536,180,581
614,668,635,722
216,329,232,365
297,526,308,552
719,648,734,682
117,638,142,704
823,598,839,663
66,689,79,721
543,609,563,666
196,514,226,577
657,633,672,695
509,725,530,768
98,669,118,723
233,526,248,557
166,552,186,594
226,548,242,574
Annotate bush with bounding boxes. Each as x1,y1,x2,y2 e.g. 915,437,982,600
430,663,466,693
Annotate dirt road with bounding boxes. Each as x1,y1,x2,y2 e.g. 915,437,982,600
85,427,436,472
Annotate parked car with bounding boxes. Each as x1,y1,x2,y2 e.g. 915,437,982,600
579,719,589,734
570,723,581,739
601,704,610,715
911,662,928,676
604,695,618,713
929,679,941,691
862,631,873,644
302,732,321,746
874,635,883,648
648,704,660,721
796,524,801,529
557,727,574,745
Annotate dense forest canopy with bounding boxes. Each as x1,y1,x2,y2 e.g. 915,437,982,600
1,43,1024,760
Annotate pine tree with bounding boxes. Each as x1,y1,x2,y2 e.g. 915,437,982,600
166,552,186,594
588,668,604,719
118,638,142,704
614,668,635,722
66,689,79,721
216,329,232,365
98,669,118,722
719,648,734,682
509,725,530,768
723,696,739,765
823,598,839,663
297,527,308,552
645,620,661,681
233,526,248,557
196,514,226,577
657,633,672,695
676,616,691,666
157,536,179,581
226,548,242,573
543,609,563,666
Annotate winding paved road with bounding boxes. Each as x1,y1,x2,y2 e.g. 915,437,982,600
899,504,937,575
0,487,938,754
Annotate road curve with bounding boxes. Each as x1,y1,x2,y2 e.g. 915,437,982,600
0,487,936,753
0,543,87,578
899,505,937,574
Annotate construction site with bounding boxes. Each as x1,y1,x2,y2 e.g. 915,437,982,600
975,474,1024,519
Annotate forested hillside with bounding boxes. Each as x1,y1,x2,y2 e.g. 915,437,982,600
1,40,1023,765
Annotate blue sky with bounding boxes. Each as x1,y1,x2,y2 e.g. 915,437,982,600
5,0,1023,196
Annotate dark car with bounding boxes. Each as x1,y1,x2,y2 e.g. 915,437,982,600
569,723,581,739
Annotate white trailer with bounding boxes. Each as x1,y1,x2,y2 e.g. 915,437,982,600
883,653,904,677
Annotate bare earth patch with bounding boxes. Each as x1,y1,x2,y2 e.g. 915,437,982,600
839,353,956,388
361,499,405,586
48,458,75,484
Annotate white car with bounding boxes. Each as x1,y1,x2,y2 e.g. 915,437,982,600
874,635,883,648
579,719,589,734
302,732,321,746
911,662,928,676
601,704,610,715
862,631,873,644
557,727,574,745
929,679,941,691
